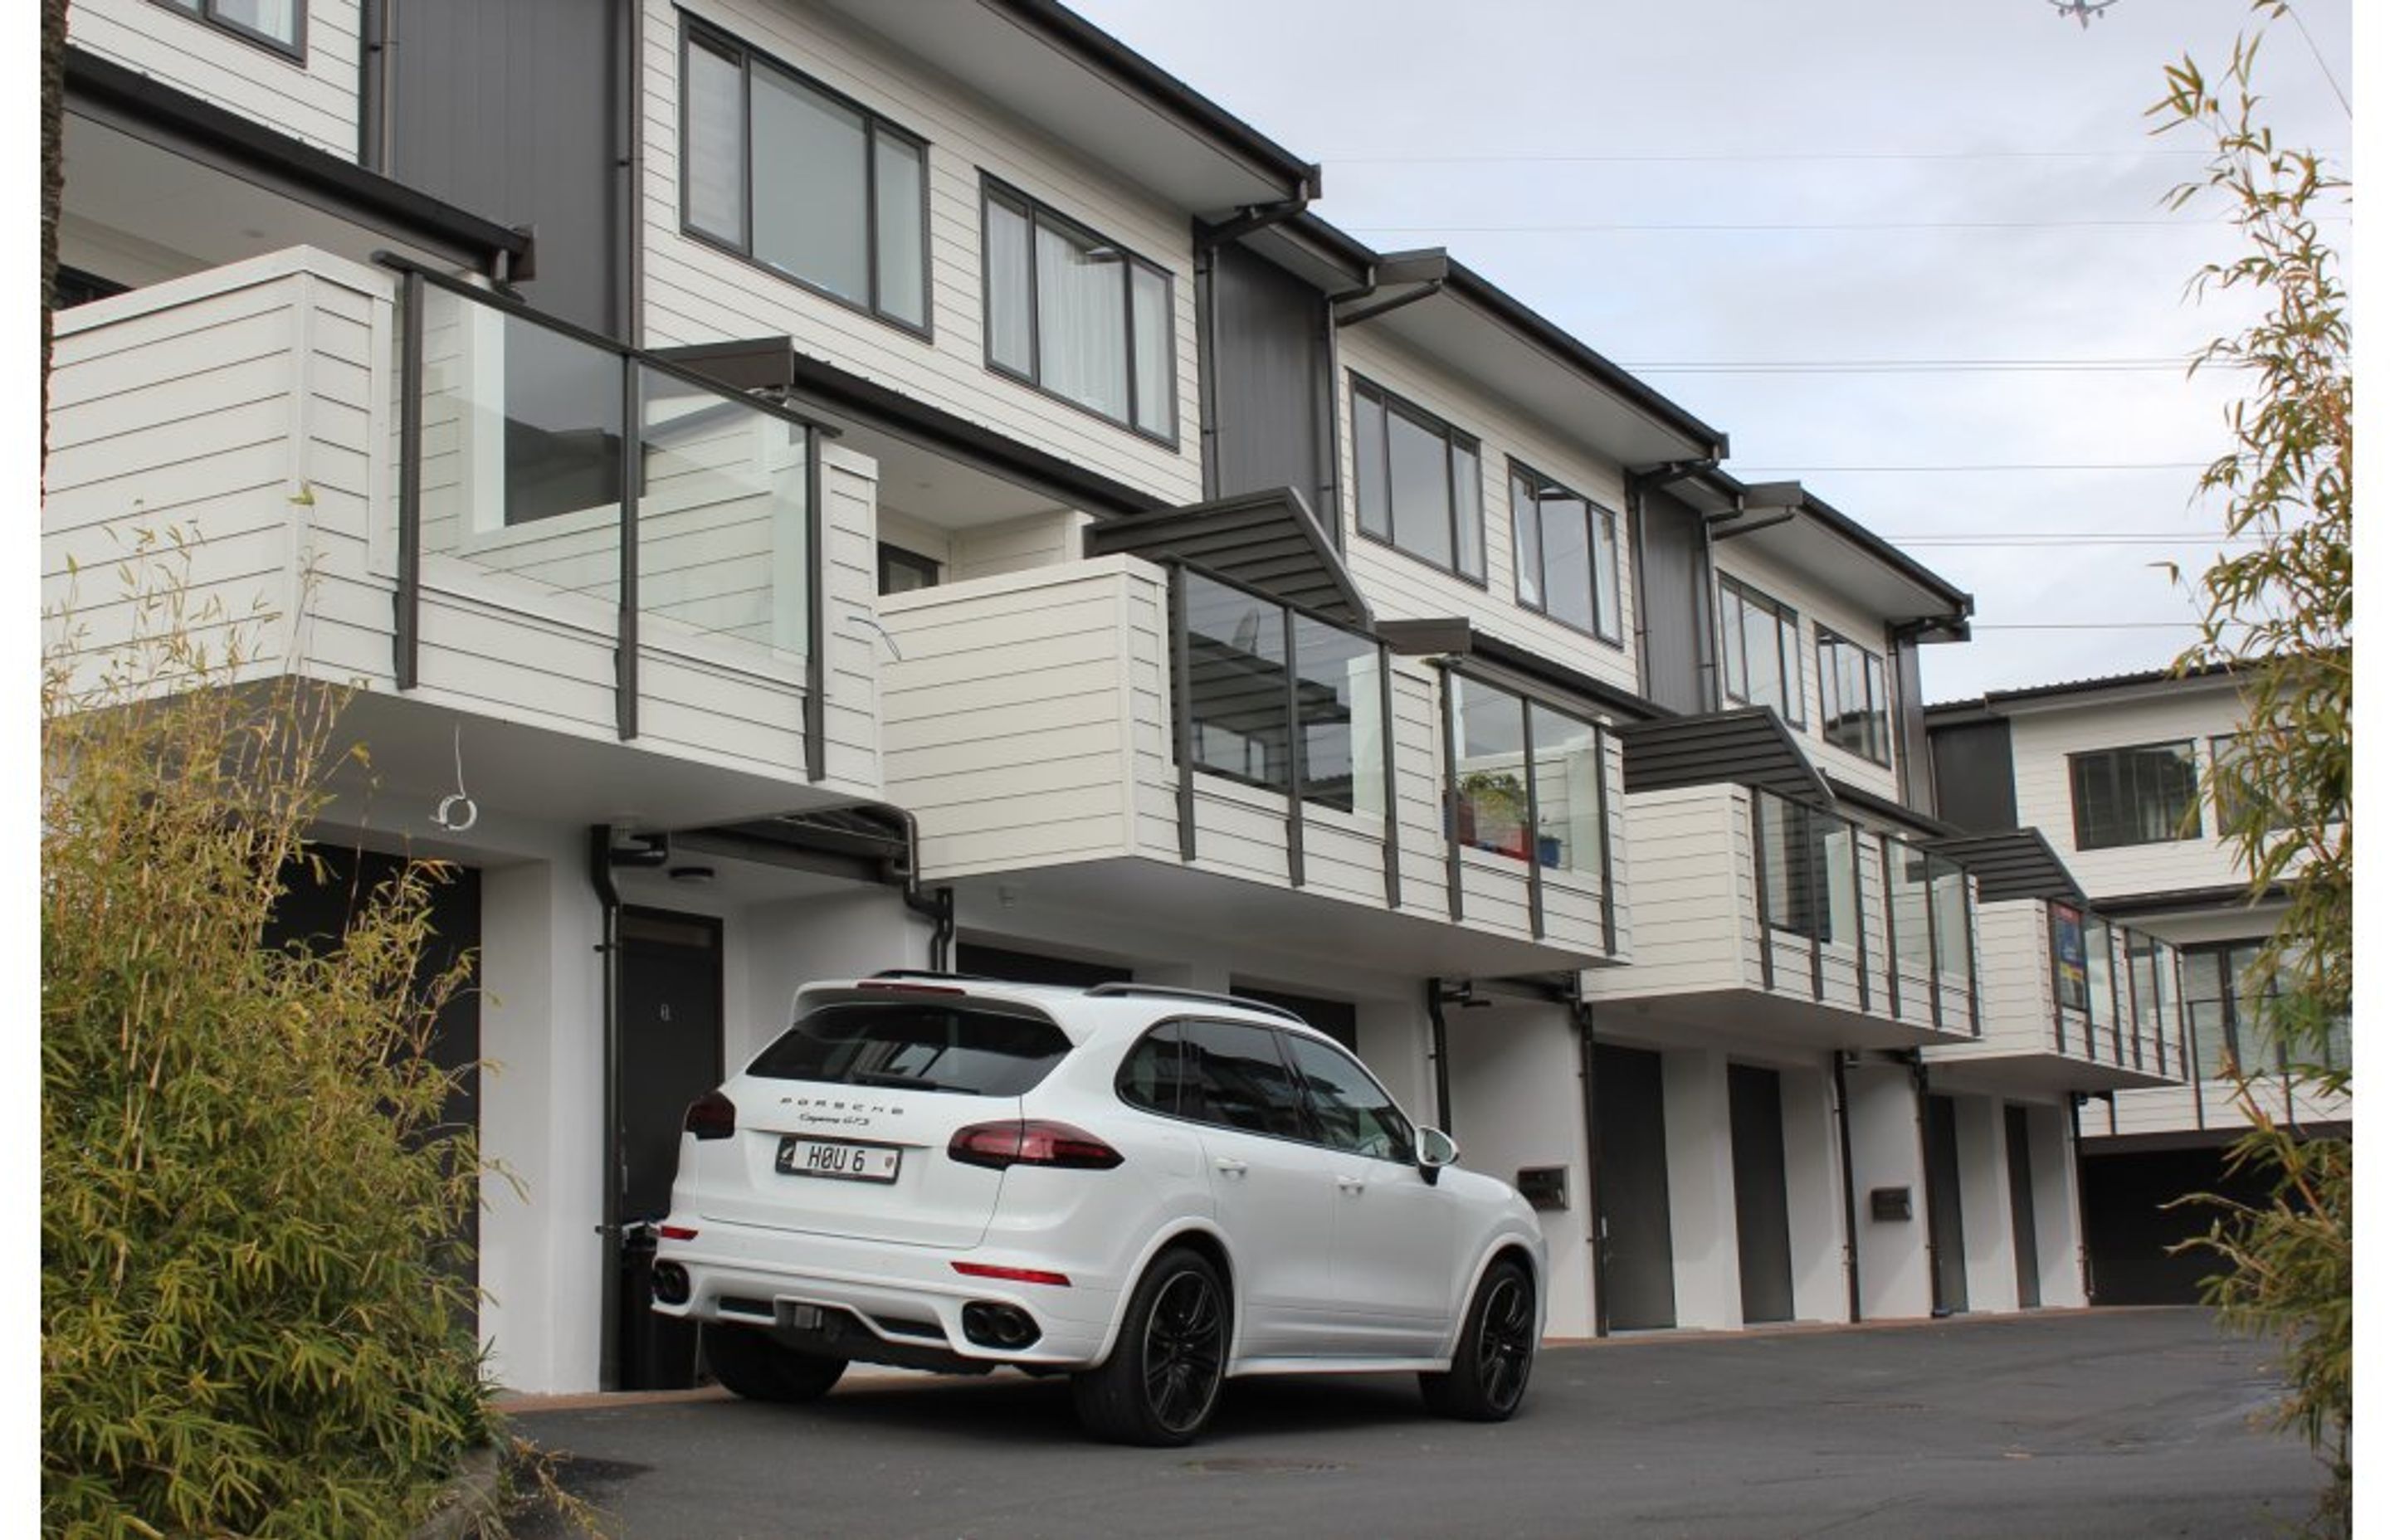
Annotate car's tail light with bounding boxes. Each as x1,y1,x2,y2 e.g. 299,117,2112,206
685,1089,737,1141
947,1119,1123,1171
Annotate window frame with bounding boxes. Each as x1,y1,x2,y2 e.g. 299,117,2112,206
1716,574,1805,727
2067,739,2203,851
1349,374,1487,587
1508,457,1623,646
152,0,305,61
678,19,934,339
978,176,1179,447
1114,1020,1418,1163
876,543,941,596
1815,626,1891,766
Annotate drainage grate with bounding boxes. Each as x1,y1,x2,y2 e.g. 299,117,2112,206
1183,1456,1347,1475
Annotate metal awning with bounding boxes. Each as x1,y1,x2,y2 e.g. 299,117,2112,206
1924,829,2085,904
1085,487,1371,627
1618,709,1836,810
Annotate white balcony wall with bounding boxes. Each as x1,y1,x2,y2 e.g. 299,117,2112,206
1332,328,1641,699
43,246,882,803
1578,784,1758,1001
639,0,1203,506
876,556,1622,961
69,0,363,159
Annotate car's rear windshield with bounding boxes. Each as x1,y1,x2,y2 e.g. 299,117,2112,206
747,1001,1071,1097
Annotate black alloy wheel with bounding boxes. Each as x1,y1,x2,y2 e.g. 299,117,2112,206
1073,1247,1230,1445
1421,1258,1535,1421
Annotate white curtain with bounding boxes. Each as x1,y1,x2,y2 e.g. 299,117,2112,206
1035,222,1128,421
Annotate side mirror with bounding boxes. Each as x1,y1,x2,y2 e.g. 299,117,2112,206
1417,1127,1459,1186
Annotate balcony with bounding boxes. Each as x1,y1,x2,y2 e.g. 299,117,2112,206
42,246,881,828
1924,899,2186,1094
1584,777,1978,1051
877,556,1628,977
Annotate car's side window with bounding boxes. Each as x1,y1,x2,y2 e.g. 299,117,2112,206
1115,1022,1186,1116
1281,1034,1416,1164
1178,1019,1314,1141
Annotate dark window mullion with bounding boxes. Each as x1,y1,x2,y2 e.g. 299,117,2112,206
863,119,881,316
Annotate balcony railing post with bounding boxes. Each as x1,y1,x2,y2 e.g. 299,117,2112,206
1439,665,1462,924
802,425,826,782
1170,563,1196,863
1962,871,1980,1037
1378,641,1399,909
1850,821,1869,1013
1919,848,1944,1034
1749,790,1776,994
393,270,423,690
1805,806,1824,1003
1521,696,1544,941
616,356,640,742
1282,604,1305,889
1593,724,1617,958
1878,833,1901,1021
2118,934,2140,1070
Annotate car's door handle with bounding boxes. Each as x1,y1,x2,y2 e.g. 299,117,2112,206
1213,1157,1249,1177
1335,1176,1365,1194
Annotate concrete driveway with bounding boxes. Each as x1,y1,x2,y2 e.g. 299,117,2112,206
503,1307,2320,1538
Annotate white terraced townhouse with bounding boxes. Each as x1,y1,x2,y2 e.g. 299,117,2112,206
46,0,2192,1394
1927,666,2349,1304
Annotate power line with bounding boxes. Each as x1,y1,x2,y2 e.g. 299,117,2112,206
1339,217,2314,233
1322,148,2230,166
1730,462,2209,473
1893,536,2257,548
1969,621,2203,631
1622,359,2240,375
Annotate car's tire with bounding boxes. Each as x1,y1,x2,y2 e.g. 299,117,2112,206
1419,1257,1535,1422
1072,1246,1230,1446
700,1321,847,1403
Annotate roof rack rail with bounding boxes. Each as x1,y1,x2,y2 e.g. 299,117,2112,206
1082,982,1308,1026
867,968,1000,983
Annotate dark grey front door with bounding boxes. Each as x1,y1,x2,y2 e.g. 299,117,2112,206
2006,1104,2042,1308
1596,1045,1676,1331
616,908,724,1391
1729,1065,1796,1323
1924,1094,1969,1314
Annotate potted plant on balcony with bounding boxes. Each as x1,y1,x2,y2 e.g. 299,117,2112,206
1456,769,1529,859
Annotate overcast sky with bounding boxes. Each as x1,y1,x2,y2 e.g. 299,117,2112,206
1067,0,2354,704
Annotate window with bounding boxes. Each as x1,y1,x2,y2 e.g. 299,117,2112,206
1352,378,1485,582
877,544,940,596
1180,571,1384,815
155,0,302,57
1755,793,1857,946
1177,1021,1312,1140
1282,1036,1415,1163
681,26,929,333
1717,576,1803,725
982,181,1175,441
1509,461,1621,643
2068,741,2201,850
2207,733,2339,832
749,1001,1070,1097
1817,628,1890,765
1447,675,1607,878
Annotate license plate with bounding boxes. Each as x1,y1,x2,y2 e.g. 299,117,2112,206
776,1136,900,1183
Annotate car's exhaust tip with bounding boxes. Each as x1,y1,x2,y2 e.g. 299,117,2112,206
961,1301,1041,1350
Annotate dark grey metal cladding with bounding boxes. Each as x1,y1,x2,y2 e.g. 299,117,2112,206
1617,708,1835,809
1926,715,2019,832
377,0,622,333
1634,483,1710,715
1207,244,1335,519
1921,829,2083,905
1891,636,1935,811
1085,488,1370,626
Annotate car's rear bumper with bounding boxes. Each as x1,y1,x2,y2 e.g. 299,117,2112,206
652,1215,1123,1368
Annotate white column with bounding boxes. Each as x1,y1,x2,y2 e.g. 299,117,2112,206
2033,1102,2089,1308
1661,1048,1742,1330
1354,997,1432,1127
1845,1060,1933,1320
476,850,607,1394
1955,1094,2018,1313
1445,1004,1596,1338
1780,1064,1846,1323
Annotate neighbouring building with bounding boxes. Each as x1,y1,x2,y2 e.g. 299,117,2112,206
1925,665,2350,1304
44,0,2186,1392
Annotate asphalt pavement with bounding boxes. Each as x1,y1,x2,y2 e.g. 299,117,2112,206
502,1307,2322,1538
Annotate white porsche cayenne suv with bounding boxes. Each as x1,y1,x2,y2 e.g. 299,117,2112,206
651,974,1546,1445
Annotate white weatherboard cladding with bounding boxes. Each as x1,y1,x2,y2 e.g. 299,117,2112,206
42,246,882,805
2004,684,2251,900
1332,329,1640,698
70,0,362,159
875,557,1622,961
1578,784,1758,1001
1710,546,1904,802
640,0,1203,506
